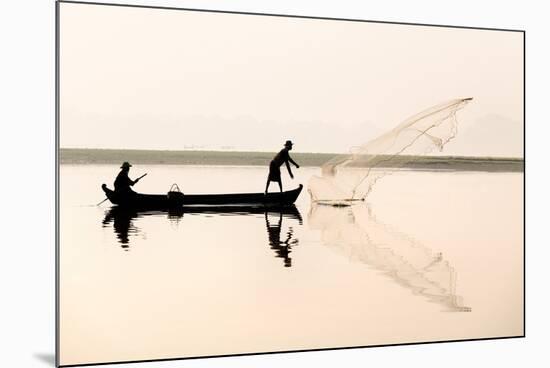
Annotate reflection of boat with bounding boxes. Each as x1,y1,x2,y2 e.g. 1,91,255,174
181,204,303,222
308,203,471,312
101,184,303,209
101,206,184,249
102,204,303,251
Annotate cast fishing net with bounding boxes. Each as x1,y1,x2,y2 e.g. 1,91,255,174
308,98,473,204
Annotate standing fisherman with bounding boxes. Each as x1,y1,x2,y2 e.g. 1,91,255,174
265,140,300,194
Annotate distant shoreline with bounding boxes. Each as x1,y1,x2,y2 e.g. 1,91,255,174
59,148,524,172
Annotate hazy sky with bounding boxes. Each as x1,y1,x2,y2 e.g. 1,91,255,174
60,3,523,156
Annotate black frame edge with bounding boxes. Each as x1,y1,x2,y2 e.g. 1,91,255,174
55,0,61,367
59,335,525,368
57,0,525,33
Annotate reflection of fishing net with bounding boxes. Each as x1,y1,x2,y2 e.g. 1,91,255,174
308,98,473,203
308,204,471,312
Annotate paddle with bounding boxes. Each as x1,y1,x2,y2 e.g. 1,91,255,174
135,173,147,182
96,173,148,206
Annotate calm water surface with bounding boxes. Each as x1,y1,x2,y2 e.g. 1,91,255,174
59,165,523,365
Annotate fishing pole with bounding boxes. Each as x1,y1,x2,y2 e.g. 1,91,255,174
96,198,109,206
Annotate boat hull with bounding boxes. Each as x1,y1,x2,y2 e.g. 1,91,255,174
101,184,303,209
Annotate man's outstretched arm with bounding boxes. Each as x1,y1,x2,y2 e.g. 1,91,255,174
288,156,300,168
285,161,294,178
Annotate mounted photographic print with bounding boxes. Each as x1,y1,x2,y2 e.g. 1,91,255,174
56,1,525,366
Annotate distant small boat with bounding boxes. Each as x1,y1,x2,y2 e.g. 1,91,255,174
101,184,303,209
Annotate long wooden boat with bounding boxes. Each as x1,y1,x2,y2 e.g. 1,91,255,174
101,183,303,209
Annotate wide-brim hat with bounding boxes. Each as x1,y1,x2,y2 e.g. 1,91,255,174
284,140,293,147
120,162,132,169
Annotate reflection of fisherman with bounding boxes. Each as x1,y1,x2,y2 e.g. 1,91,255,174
265,211,293,267
114,162,142,195
265,140,300,194
102,208,134,249
102,207,184,250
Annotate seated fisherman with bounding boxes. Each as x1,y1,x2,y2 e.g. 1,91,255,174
114,162,142,195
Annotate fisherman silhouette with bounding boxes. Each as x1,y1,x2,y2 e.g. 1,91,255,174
265,140,300,194
114,162,142,195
